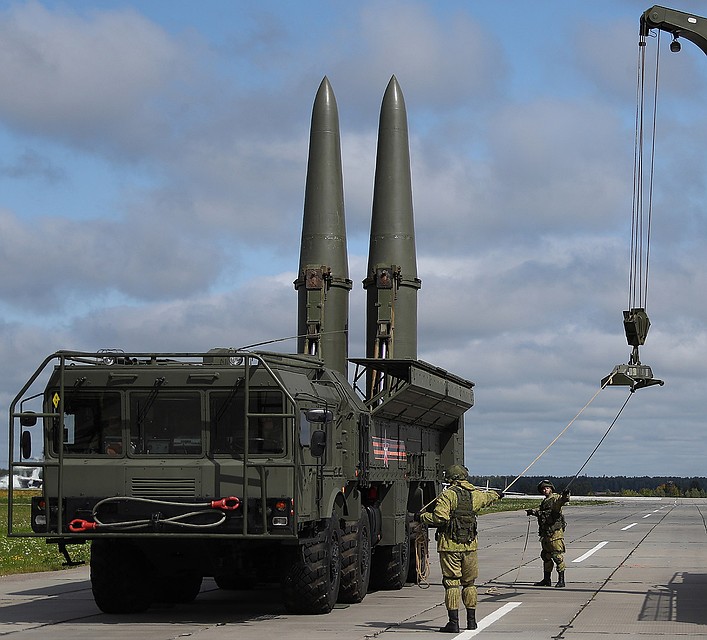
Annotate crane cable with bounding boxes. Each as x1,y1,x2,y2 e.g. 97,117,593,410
631,29,661,313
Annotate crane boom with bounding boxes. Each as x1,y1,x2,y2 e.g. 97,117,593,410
641,5,707,54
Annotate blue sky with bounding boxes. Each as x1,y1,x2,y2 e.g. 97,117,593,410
2,0,707,478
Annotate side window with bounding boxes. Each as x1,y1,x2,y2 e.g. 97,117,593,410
130,392,202,455
211,387,246,454
249,390,284,455
51,390,122,456
210,388,286,456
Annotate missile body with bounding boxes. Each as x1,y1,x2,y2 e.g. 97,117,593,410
364,75,421,373
294,77,352,375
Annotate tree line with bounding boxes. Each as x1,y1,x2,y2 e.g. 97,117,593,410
470,475,707,498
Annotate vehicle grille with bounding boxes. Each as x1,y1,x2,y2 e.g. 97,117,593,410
131,477,197,498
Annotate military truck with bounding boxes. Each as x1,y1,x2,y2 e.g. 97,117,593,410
7,76,473,615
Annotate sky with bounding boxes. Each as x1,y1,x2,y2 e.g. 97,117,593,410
2,0,707,479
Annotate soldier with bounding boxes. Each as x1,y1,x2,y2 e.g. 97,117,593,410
417,464,503,633
526,480,570,588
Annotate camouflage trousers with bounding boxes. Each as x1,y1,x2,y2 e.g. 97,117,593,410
439,550,479,610
540,534,566,573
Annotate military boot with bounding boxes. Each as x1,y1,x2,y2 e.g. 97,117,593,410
555,571,566,588
466,608,477,630
534,571,552,586
439,609,460,633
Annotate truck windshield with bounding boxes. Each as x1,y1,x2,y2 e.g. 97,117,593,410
130,392,202,455
50,390,122,456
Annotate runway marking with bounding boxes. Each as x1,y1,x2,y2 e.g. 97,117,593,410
642,513,652,518
621,523,638,530
572,541,609,563
454,602,522,638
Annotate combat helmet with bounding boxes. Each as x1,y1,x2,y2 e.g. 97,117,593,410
446,464,469,482
537,479,555,493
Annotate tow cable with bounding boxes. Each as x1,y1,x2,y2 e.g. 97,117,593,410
69,495,241,532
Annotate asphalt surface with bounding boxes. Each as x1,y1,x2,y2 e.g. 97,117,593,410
1,497,705,639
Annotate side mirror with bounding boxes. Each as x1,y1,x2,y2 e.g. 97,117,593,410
21,430,32,459
310,430,326,457
20,412,37,427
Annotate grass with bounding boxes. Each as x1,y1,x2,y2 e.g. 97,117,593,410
481,498,539,514
0,490,90,576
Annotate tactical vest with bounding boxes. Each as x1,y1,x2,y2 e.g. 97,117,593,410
537,497,566,536
448,485,478,544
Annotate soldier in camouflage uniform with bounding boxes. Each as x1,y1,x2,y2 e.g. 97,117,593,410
417,464,502,633
526,479,570,588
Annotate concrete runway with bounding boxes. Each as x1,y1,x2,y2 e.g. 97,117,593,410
1,497,705,639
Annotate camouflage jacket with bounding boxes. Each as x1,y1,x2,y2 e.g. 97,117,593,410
420,480,501,551
528,492,569,539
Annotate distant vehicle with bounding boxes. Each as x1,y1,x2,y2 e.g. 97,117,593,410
13,466,43,489
7,77,473,615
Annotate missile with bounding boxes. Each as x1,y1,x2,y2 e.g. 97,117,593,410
294,77,352,376
364,75,421,368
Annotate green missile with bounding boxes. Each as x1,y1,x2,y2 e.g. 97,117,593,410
364,75,421,363
294,76,352,375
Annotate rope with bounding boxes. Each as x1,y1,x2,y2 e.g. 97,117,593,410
565,390,633,490
503,371,616,493
413,523,431,588
511,515,532,588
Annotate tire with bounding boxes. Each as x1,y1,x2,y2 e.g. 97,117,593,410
282,516,342,614
338,509,372,604
370,522,411,591
90,539,153,613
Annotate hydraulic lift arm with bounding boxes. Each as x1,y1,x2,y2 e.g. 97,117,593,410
641,5,707,54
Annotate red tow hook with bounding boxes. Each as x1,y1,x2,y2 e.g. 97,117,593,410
211,496,241,510
69,519,99,532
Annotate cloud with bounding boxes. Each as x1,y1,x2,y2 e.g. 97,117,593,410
1,1,707,478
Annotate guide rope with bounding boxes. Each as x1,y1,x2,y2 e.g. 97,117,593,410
565,391,633,490
413,523,431,588
503,371,617,493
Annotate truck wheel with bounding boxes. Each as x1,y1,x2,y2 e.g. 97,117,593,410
338,509,372,603
369,523,410,591
154,573,203,603
90,539,153,613
282,516,342,614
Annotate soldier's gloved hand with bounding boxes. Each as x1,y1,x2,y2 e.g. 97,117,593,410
495,490,504,499
413,511,422,522
525,509,534,516
562,489,570,498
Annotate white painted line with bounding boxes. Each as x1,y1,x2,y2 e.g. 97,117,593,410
572,541,609,563
621,522,638,530
454,602,522,638
642,514,651,518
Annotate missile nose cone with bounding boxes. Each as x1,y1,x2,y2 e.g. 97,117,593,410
311,76,338,138
381,75,405,116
